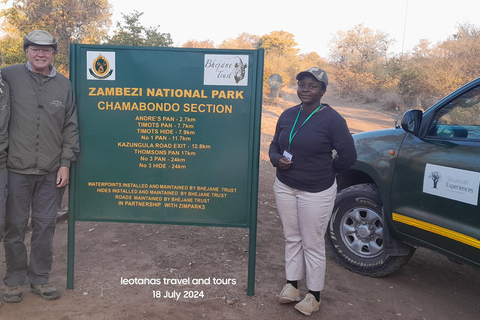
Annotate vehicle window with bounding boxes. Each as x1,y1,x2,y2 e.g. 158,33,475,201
427,85,480,140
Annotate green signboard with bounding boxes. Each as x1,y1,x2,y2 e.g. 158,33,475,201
70,44,263,227
68,44,264,294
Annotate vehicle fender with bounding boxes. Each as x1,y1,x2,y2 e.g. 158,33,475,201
338,128,412,255
342,128,406,201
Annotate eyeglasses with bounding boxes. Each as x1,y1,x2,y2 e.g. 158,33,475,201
28,47,55,55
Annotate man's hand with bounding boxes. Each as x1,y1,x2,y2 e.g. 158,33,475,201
56,166,70,188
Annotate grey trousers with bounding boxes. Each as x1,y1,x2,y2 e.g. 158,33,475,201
0,168,7,242
3,172,63,287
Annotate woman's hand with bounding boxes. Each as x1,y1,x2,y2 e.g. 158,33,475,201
278,157,293,170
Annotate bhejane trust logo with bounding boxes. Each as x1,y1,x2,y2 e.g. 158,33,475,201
204,54,249,86
87,51,116,81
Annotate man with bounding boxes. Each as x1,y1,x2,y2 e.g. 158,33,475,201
1,30,79,302
0,49,11,308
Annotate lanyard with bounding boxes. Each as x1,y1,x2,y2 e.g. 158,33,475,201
288,104,323,150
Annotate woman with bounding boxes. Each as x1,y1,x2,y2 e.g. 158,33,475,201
269,67,357,316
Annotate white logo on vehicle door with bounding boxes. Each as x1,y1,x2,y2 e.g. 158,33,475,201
423,164,480,206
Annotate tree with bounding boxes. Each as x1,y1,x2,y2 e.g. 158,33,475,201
437,23,480,87
298,52,328,71
181,39,215,48
218,33,260,50
107,11,173,47
412,39,433,58
328,24,397,99
258,30,301,87
399,23,480,106
0,0,112,73
0,33,25,66
329,24,393,71
259,30,299,56
429,171,441,188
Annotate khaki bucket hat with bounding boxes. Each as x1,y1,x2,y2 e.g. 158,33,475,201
23,30,58,51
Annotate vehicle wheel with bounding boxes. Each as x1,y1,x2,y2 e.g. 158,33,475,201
326,183,415,277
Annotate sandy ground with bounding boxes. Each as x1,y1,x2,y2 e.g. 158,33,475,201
0,90,479,319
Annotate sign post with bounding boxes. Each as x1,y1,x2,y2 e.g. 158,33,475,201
267,73,282,99
67,45,264,295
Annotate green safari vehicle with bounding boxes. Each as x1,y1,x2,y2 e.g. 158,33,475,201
327,77,480,276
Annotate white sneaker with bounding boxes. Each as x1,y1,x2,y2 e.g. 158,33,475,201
294,293,321,315
278,283,301,304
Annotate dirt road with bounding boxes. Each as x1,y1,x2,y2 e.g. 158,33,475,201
1,92,479,319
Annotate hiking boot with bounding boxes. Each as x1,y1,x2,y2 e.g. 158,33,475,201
278,283,301,304
4,286,23,303
294,293,321,316
30,283,60,300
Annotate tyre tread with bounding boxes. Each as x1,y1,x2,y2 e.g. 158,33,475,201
327,183,415,277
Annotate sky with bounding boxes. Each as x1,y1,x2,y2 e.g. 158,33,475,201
107,0,480,58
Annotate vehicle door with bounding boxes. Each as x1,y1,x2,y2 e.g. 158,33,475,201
390,82,480,264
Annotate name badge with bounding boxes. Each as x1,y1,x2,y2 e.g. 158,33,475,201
283,149,293,161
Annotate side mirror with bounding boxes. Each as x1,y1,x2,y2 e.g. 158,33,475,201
401,110,423,135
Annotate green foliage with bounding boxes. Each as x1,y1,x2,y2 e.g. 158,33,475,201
107,11,173,47
0,1,477,111
0,34,24,65
0,0,112,73
398,70,427,107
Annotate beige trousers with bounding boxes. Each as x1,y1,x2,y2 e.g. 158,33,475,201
274,177,337,291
